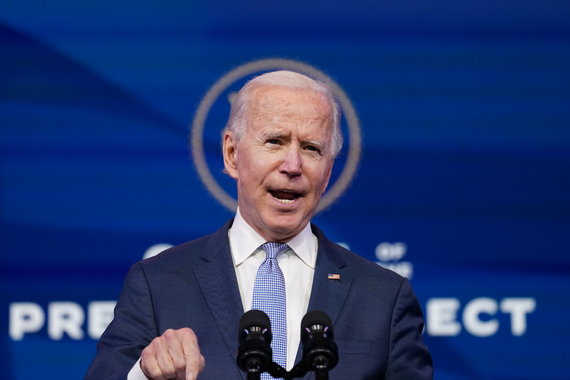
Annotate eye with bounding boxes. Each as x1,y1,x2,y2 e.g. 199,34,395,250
305,145,322,154
266,138,280,145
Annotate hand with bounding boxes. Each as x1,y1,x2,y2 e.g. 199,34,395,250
140,328,205,380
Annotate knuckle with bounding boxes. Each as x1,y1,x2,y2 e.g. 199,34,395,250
141,344,155,358
181,327,196,337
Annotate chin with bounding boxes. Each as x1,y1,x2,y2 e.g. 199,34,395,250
266,216,306,240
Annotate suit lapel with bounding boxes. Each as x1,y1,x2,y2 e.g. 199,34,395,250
193,222,245,379
308,224,353,323
294,225,353,377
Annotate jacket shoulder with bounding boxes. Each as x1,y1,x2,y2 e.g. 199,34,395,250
138,220,232,272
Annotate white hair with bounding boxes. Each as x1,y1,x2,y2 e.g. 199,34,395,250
224,70,343,158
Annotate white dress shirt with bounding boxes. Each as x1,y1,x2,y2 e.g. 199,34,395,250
230,209,317,370
128,210,316,378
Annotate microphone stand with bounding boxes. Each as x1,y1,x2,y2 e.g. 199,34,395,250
246,373,261,380
314,371,329,380
243,356,266,380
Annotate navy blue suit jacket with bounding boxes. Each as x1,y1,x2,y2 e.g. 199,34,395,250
86,221,433,379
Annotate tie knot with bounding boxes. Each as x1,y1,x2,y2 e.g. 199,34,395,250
262,242,288,260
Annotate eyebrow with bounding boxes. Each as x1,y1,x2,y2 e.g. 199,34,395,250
261,130,286,139
259,130,328,151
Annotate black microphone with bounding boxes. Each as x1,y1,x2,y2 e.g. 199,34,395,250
237,310,273,379
301,311,338,379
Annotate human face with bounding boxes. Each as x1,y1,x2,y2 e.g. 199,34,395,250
223,86,335,242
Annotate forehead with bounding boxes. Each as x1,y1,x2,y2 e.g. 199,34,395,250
248,85,333,126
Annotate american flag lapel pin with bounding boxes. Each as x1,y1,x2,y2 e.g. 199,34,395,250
328,273,341,280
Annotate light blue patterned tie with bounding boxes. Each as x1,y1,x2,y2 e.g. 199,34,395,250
252,242,288,379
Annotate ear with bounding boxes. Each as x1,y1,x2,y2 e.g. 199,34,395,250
222,131,239,179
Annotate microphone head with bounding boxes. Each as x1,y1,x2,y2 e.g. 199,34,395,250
301,310,338,372
239,309,272,343
237,309,273,374
301,310,334,343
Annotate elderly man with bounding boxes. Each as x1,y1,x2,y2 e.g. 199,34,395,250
86,71,433,380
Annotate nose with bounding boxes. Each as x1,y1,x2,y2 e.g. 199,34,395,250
279,144,302,177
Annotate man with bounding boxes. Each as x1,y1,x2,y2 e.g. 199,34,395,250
86,70,433,379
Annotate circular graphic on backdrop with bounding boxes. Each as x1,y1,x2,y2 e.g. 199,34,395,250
190,58,361,213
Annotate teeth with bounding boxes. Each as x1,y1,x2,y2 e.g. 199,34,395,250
271,192,296,204
271,193,295,204
270,190,299,202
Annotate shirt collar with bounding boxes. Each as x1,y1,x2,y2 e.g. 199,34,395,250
229,208,317,269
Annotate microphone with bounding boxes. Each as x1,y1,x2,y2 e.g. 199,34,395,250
237,310,273,379
301,311,338,379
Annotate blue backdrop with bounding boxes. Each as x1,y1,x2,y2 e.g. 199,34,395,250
1,1,569,379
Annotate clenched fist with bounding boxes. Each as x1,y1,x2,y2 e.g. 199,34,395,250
140,328,205,380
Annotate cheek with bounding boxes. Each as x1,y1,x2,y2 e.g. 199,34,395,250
310,165,333,191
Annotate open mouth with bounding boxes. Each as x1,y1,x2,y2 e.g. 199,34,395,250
269,189,302,204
